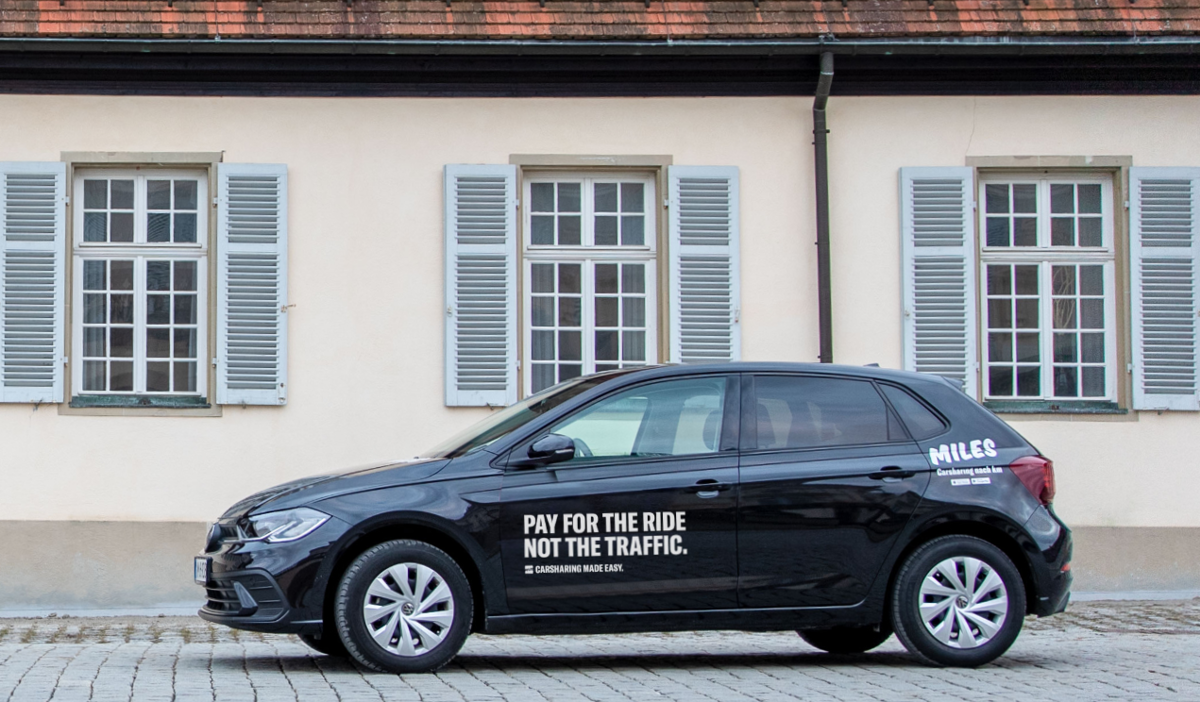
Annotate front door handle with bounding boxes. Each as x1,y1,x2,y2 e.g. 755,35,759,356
869,466,917,481
689,479,732,498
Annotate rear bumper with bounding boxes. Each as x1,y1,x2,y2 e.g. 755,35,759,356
1027,507,1073,617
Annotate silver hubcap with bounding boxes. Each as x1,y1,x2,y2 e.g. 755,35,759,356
362,562,455,657
919,556,1008,649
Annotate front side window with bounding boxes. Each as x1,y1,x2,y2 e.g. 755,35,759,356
72,170,208,397
523,174,657,395
980,176,1117,402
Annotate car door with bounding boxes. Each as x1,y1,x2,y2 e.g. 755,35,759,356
737,373,931,609
499,374,740,614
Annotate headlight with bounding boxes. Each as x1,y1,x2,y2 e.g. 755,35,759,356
241,507,330,543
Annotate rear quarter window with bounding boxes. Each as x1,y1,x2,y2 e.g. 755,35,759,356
879,384,949,440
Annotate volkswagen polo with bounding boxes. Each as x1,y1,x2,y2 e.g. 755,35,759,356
196,363,1071,672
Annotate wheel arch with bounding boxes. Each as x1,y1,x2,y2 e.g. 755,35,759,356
319,513,493,634
883,515,1038,619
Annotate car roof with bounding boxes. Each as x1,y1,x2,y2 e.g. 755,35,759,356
601,362,952,386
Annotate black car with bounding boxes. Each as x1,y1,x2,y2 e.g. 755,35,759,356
196,363,1071,672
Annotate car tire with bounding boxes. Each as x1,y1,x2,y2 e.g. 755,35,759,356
890,535,1026,667
334,540,473,674
798,625,893,654
297,631,347,657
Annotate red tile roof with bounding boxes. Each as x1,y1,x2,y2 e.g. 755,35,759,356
2,1,1198,41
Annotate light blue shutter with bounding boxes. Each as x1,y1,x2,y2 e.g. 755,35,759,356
0,162,66,403
900,167,978,397
444,165,518,407
1130,168,1200,410
668,166,741,363
216,163,288,406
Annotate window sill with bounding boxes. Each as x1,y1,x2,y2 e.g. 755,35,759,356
61,394,221,417
983,400,1126,415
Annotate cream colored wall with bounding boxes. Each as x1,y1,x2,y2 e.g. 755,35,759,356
1,94,1196,528
828,96,1200,528
0,95,816,522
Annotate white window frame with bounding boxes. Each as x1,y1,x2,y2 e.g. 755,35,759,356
978,174,1118,403
521,172,658,397
70,168,209,397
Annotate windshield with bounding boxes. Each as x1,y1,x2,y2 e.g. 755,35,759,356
422,373,629,458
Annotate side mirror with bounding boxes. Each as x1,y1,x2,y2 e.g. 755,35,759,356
517,433,576,467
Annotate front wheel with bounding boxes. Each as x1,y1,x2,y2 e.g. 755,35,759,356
890,535,1026,667
798,625,892,654
335,540,473,674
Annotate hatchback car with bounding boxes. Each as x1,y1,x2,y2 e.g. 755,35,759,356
197,363,1071,672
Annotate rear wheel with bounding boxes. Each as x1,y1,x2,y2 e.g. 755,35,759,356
297,631,347,657
891,535,1026,667
334,540,473,674
798,625,892,654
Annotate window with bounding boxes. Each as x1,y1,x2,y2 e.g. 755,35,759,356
979,176,1116,402
753,376,906,450
71,170,208,397
550,376,728,462
523,174,657,394
879,384,947,440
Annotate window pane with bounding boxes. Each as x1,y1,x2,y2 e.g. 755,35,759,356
879,384,946,440
1078,217,1102,247
989,366,1013,396
1012,184,1036,213
146,362,170,392
1054,333,1077,363
1017,366,1040,396
174,213,197,243
531,330,555,361
84,294,106,324
594,183,618,212
559,331,581,361
531,216,555,245
531,364,555,393
531,263,554,293
594,215,618,245
558,364,582,382
83,212,107,242
175,261,197,292
147,294,171,325
1081,333,1105,363
1052,266,1076,296
985,184,1009,214
558,297,581,326
174,329,197,358
1013,217,1037,246
531,183,554,212
83,327,106,357
84,180,107,209
110,213,134,243
83,260,106,291
1050,184,1075,214
988,332,1013,362
552,377,726,459
1054,366,1079,397
147,261,171,291
83,360,106,391
557,183,580,212
531,297,554,326
111,260,134,290
987,265,1011,295
1017,333,1040,362
595,297,619,327
558,264,581,294
174,362,197,392
557,215,581,245
1053,299,1077,329
755,376,891,449
595,330,618,361
985,218,1010,247
147,180,171,210
1014,266,1038,295
110,328,133,358
110,180,134,209
622,264,645,294
1081,299,1104,329
620,215,644,246
1015,299,1039,328
110,295,134,324
621,183,644,213
595,264,618,294
988,299,1012,329
1082,367,1105,397
622,331,645,362
175,180,198,210
1078,184,1102,214
110,361,134,392
1051,218,1074,246
147,328,170,358
623,297,645,327
174,295,196,325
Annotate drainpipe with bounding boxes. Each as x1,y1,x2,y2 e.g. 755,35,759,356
813,51,834,363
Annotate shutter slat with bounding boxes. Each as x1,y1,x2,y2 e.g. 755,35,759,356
669,166,740,364
900,168,978,397
1131,168,1200,410
444,165,517,406
1,163,65,403
217,164,288,405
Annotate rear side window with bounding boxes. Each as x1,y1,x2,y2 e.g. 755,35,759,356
754,376,904,449
879,384,948,440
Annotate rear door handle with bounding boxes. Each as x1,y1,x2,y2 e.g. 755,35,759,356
689,479,732,498
869,466,917,481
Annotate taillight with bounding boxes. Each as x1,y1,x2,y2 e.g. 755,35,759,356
1010,455,1055,505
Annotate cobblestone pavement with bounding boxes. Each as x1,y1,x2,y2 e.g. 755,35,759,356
0,600,1196,702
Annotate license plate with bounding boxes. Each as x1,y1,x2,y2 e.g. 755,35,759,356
194,557,210,585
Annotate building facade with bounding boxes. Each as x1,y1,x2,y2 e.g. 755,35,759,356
1,2,1198,611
